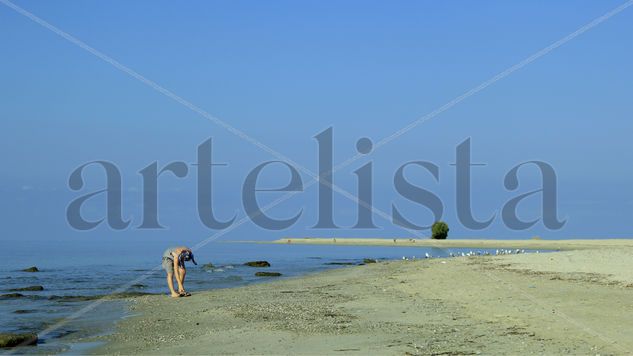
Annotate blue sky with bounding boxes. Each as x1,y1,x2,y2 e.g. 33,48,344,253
1,0,632,249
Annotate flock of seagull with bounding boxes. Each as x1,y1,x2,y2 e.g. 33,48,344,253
401,249,539,260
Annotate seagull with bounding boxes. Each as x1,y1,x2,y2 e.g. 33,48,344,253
425,252,431,259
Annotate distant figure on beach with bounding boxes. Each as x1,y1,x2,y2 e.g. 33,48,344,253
162,246,197,298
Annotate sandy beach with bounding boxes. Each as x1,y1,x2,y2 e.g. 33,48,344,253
96,239,633,355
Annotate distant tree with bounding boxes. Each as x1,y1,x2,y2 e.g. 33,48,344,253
431,221,449,239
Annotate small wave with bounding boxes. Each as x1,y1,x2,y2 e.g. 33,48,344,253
215,275,243,282
0,293,48,301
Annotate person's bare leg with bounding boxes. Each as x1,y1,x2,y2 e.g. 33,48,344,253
166,272,179,297
178,267,187,294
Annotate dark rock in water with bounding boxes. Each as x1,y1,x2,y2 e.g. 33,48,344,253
21,267,39,273
10,285,44,292
130,284,147,289
0,333,37,347
13,309,36,314
48,295,94,302
1,293,46,301
324,262,355,266
255,272,282,277
201,263,215,270
49,291,155,302
363,258,377,264
244,261,270,267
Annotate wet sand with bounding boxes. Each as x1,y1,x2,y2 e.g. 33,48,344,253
96,239,633,355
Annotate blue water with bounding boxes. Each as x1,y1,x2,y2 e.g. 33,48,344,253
0,242,514,353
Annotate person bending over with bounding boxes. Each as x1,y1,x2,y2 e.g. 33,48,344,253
162,246,197,298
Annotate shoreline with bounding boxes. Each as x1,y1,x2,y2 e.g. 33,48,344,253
239,237,633,251
95,239,633,354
